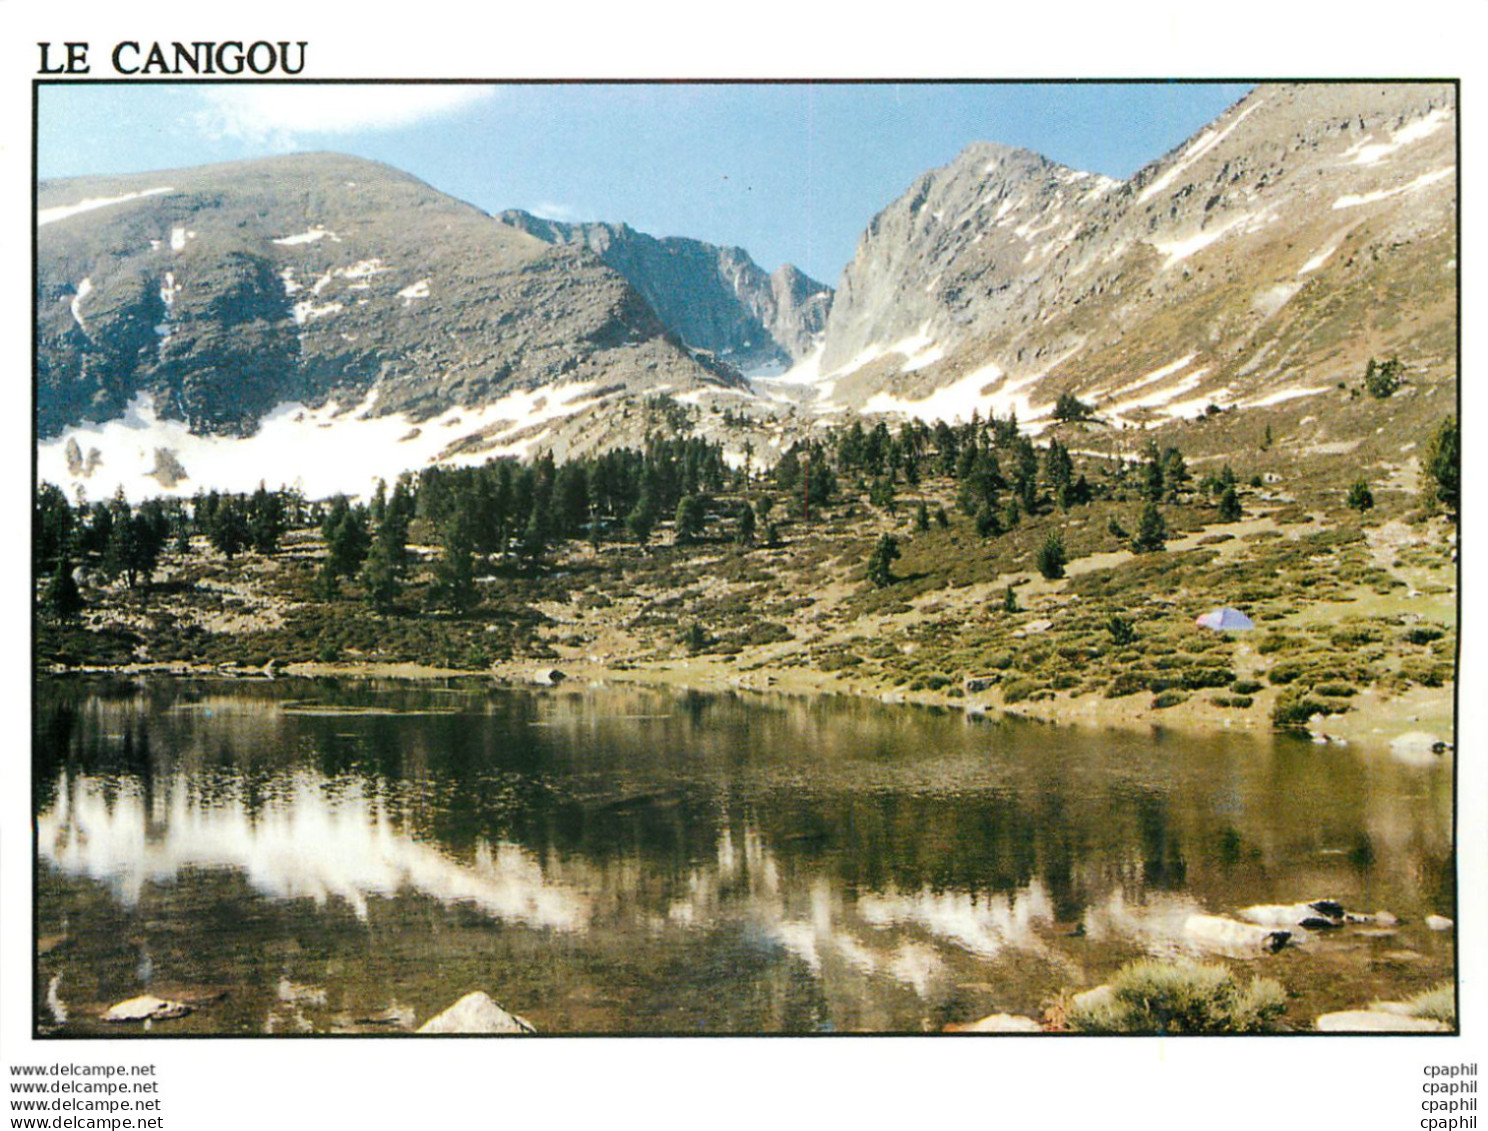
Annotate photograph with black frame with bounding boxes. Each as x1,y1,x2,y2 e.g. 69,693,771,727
29,73,1461,1038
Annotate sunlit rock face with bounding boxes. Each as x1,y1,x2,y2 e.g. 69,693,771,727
813,84,1456,429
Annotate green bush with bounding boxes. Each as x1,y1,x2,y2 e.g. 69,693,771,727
1105,671,1150,698
1066,960,1286,1034
1231,679,1263,695
1314,682,1357,698
1257,633,1301,655
1405,626,1445,645
1272,689,1343,727
1152,690,1189,709
1001,678,1042,704
1212,694,1254,709
1180,666,1236,690
1268,659,1310,685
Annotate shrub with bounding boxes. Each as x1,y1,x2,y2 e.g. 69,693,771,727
1105,671,1152,698
1272,689,1341,727
1405,626,1445,646
1106,615,1137,645
1400,983,1456,1025
1314,682,1357,698
1346,479,1375,512
1212,695,1254,709
1152,690,1189,709
1231,679,1264,695
1364,356,1404,399
1065,960,1286,1034
1180,666,1236,690
1258,633,1301,655
1001,678,1041,704
1267,659,1310,685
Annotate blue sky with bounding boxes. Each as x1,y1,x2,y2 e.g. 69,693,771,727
38,82,1252,285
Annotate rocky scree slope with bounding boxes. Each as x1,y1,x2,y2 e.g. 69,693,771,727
497,210,833,373
37,153,742,441
818,83,1457,437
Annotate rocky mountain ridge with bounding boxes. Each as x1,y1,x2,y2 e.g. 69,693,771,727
814,83,1457,433
496,210,832,374
35,83,1457,502
37,153,741,442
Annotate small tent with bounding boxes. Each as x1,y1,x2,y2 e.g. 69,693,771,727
1195,607,1255,631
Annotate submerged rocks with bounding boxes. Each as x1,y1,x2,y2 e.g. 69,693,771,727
101,994,193,1023
1240,900,1345,931
417,992,535,1035
1183,913,1291,954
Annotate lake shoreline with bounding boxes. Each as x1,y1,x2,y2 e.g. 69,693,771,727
42,651,1455,755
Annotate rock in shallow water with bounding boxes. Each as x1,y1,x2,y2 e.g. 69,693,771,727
101,995,193,1023
417,992,535,1035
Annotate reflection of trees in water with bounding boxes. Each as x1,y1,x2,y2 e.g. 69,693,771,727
37,679,1454,922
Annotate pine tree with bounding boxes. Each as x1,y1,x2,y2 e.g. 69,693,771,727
248,485,286,555
1425,416,1459,512
1133,503,1168,552
43,557,83,621
674,494,706,544
867,533,900,587
1346,479,1375,512
1218,485,1243,522
209,497,250,560
1036,531,1067,580
736,502,757,545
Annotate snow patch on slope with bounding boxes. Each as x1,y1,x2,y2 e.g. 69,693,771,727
272,227,341,246
70,279,92,330
1137,99,1263,206
1333,167,1455,210
862,363,1048,427
1343,106,1452,166
1239,385,1331,408
37,383,608,502
38,187,174,227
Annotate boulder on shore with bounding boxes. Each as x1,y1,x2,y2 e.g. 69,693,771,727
1315,1010,1450,1033
417,992,535,1035
945,1012,1043,1033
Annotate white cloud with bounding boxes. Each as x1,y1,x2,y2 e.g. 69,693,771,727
193,86,498,147
530,201,592,223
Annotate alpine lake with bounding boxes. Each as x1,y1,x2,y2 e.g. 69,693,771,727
33,676,1455,1035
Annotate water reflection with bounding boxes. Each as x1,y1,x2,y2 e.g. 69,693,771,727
39,771,591,929
34,679,1455,1034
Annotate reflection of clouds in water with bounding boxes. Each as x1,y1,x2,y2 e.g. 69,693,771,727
858,884,1056,959
37,772,590,931
1081,889,1205,957
887,943,943,998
